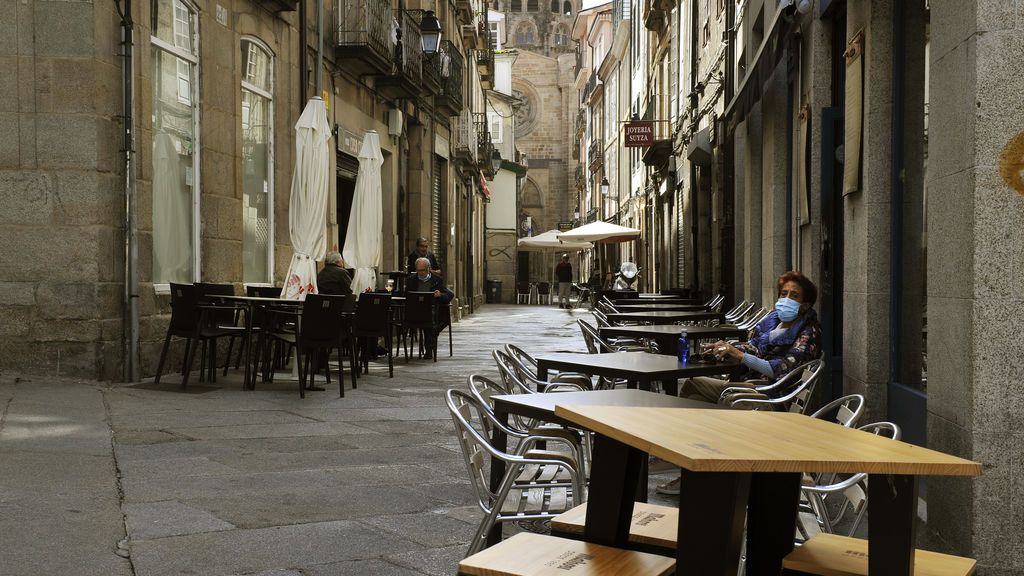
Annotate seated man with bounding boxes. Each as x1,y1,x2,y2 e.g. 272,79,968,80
405,257,454,358
406,257,454,303
317,251,353,296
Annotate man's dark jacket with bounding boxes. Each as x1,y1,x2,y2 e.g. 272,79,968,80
405,273,454,304
406,251,441,275
318,265,353,296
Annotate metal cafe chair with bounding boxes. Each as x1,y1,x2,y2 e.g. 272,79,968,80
719,359,825,413
515,281,532,304
401,291,452,361
353,292,394,377
266,294,357,398
799,422,902,538
154,283,243,388
446,389,585,557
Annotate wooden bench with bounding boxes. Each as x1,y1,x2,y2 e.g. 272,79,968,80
551,502,678,553
782,533,976,576
458,532,676,576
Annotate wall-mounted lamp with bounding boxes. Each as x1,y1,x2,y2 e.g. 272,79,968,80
600,177,610,197
491,149,503,173
420,10,442,55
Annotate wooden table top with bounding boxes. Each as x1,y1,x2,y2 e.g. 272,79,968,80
534,352,739,379
552,406,982,476
600,324,748,340
494,389,718,416
605,310,724,323
217,295,299,304
612,304,710,312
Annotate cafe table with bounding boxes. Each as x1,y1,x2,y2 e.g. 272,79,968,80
599,324,748,355
533,351,740,395
552,405,982,576
216,294,302,390
611,303,710,312
486,389,721,546
605,310,724,325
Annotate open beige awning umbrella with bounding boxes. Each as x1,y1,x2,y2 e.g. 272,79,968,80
517,229,593,252
557,221,641,244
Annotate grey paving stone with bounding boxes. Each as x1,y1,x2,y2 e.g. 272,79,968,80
129,521,425,576
387,544,469,576
119,456,241,481
165,421,374,440
359,511,475,548
125,500,236,540
304,558,425,576
111,409,322,430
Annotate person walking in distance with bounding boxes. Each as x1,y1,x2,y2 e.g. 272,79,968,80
555,254,573,309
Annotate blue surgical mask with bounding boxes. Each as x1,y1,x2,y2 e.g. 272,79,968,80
775,297,801,321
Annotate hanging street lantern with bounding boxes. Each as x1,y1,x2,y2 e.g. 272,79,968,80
420,10,442,55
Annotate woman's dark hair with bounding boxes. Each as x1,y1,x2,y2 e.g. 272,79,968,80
777,271,818,307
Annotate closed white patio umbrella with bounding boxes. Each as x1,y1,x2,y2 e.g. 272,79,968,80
558,221,641,243
281,97,332,300
517,229,593,252
343,131,384,294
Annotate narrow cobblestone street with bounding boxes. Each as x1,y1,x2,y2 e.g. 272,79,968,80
0,304,603,576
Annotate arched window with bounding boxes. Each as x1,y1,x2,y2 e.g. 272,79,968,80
527,0,538,12
151,0,200,284
554,25,570,46
514,22,535,45
550,0,558,12
240,38,274,284
510,0,521,11
563,0,572,14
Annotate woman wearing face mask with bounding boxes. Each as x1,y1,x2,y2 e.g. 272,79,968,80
654,272,823,495
677,271,822,404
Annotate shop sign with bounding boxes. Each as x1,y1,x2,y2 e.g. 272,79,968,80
558,222,574,232
624,121,654,147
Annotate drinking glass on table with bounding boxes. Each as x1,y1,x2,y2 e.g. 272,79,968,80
385,279,394,293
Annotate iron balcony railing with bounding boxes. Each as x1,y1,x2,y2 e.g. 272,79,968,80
395,10,423,86
474,112,495,175
336,0,393,70
454,109,478,162
588,137,603,170
437,40,464,114
582,71,597,101
575,163,584,187
574,48,583,78
585,208,598,223
575,109,586,138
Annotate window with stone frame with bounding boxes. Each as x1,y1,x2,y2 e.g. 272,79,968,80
240,38,275,284
527,0,538,11
151,0,200,285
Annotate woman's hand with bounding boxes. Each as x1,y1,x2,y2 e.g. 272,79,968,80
711,340,744,361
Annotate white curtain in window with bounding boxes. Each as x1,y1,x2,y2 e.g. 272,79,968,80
343,131,384,294
152,131,192,282
281,97,332,299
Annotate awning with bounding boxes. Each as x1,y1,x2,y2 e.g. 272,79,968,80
642,139,673,170
723,4,796,133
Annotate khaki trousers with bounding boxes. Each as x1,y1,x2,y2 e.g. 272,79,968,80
679,376,768,404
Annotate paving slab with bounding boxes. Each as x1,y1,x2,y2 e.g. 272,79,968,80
125,500,237,540
129,520,425,576
0,304,596,576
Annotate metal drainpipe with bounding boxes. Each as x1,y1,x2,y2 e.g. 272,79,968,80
889,0,905,387
689,0,699,294
118,0,139,382
300,0,307,105
316,0,324,94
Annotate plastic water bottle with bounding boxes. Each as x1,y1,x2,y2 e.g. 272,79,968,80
678,328,688,365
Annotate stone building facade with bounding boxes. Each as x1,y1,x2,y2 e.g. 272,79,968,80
490,0,577,284
572,0,1024,571
0,0,497,380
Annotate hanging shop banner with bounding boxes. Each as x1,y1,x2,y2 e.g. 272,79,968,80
843,29,865,196
624,121,654,147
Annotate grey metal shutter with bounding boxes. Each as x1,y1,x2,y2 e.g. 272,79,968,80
431,155,442,252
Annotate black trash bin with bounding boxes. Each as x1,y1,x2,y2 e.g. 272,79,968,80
486,279,502,303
